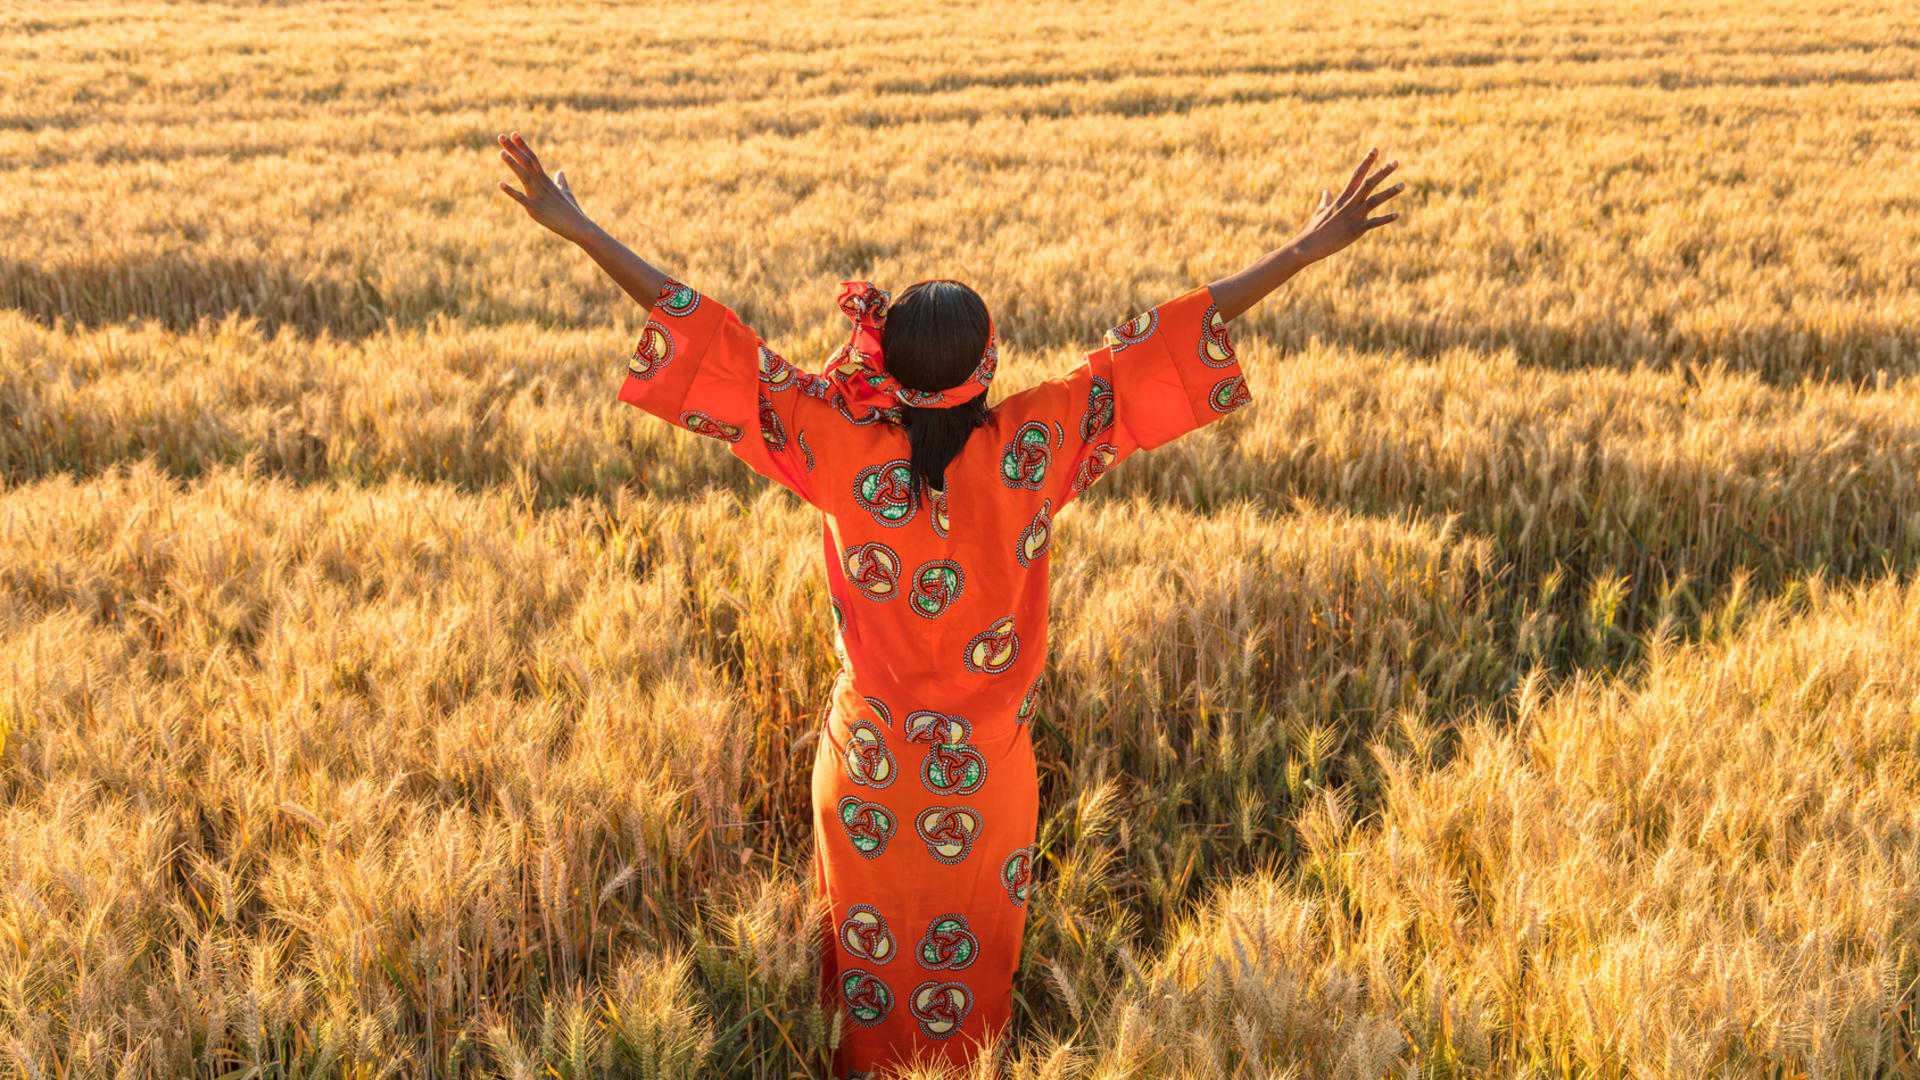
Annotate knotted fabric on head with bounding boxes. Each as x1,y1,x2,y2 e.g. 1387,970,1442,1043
824,280,997,418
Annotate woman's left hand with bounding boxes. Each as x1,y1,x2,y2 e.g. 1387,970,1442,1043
496,130,596,243
1288,147,1403,265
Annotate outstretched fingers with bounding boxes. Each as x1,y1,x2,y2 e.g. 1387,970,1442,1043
1363,175,1406,212
497,151,525,178
1355,158,1399,204
497,131,553,188
511,131,546,177
1335,147,1378,206
497,136,534,184
496,132,550,213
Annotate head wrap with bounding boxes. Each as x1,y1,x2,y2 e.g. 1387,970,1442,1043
823,280,997,417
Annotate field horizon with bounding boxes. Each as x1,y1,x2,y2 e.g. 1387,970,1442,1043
4,1,1919,1077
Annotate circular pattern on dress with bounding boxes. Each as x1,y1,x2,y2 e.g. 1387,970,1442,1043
1015,675,1041,725
841,905,897,965
1209,374,1251,413
916,914,979,971
829,596,846,661
843,719,896,789
920,738,986,798
903,711,971,748
1001,846,1033,907
841,969,893,1027
1104,309,1157,352
628,322,673,379
914,805,982,865
902,713,987,803
908,559,965,619
795,370,834,400
928,485,950,538
863,695,892,729
962,614,1020,675
903,714,982,801
838,797,895,859
1069,442,1118,496
844,542,903,602
909,980,973,1040
1081,377,1115,440
1015,499,1052,567
854,460,918,528
1000,422,1051,490
758,397,787,450
656,281,701,317
681,410,743,443
758,343,793,390
1199,303,1236,367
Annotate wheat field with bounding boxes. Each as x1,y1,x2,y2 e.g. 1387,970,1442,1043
4,0,1920,1077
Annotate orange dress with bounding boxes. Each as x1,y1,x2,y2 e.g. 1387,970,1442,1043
616,279,1248,1076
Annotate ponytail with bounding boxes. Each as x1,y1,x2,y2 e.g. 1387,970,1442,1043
901,399,990,493
878,281,994,495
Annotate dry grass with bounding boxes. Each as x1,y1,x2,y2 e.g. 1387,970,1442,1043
3,0,1918,1076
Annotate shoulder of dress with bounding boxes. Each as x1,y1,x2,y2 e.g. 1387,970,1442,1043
987,373,1077,424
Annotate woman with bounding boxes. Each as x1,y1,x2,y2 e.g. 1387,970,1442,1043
496,130,1402,1076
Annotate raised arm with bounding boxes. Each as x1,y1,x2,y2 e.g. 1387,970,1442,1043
494,130,670,313
990,147,1405,506
494,129,846,505
1206,146,1404,322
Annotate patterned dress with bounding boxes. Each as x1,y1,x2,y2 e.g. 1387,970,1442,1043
615,279,1249,1075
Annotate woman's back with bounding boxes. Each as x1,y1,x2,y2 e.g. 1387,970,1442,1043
615,276,1247,1068
767,282,1245,731
815,402,1051,729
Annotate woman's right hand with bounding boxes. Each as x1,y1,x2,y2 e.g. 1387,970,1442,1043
496,130,597,243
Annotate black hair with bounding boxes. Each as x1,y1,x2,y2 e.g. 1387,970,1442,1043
879,280,992,495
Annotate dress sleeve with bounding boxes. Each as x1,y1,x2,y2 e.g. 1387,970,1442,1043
615,279,823,503
1004,283,1251,505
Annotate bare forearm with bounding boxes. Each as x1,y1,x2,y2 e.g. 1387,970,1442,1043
1205,147,1404,323
1205,241,1316,323
572,223,672,314
494,132,676,315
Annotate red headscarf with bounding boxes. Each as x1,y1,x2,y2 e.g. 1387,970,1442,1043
823,281,997,417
